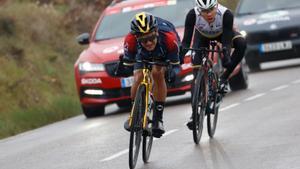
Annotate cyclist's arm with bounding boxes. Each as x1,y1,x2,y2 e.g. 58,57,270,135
165,32,181,65
164,32,181,83
123,33,137,66
221,10,234,50
181,9,196,57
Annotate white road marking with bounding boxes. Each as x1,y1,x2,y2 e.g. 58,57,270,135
243,93,266,102
291,79,300,84
82,122,104,130
101,149,129,162
100,79,298,163
100,129,179,162
219,103,240,112
163,129,179,136
154,129,179,141
270,85,289,91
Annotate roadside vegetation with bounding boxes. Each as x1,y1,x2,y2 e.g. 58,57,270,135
0,0,111,139
0,0,238,139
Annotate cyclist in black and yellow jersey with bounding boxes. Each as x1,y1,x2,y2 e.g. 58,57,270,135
121,12,181,138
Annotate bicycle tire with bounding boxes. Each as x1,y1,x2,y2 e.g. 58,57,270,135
142,86,153,163
129,85,146,169
207,71,219,138
191,70,206,144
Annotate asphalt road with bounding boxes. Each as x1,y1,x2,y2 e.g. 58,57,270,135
1,62,300,169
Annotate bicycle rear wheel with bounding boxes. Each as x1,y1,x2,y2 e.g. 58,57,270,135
142,93,153,163
207,71,219,138
191,70,206,144
129,85,146,169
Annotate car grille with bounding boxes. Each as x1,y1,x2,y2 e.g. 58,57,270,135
247,26,300,44
105,61,119,77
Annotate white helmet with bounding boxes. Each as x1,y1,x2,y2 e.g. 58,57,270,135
195,0,218,10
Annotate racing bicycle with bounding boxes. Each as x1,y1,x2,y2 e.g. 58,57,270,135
127,59,171,169
185,41,225,144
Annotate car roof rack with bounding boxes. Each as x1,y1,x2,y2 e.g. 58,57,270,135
109,0,131,6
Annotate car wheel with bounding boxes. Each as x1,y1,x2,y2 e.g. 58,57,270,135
229,61,249,91
116,100,132,110
82,105,105,118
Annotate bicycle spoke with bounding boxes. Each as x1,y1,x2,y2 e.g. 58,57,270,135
207,72,220,138
142,95,153,163
129,85,146,169
192,71,206,144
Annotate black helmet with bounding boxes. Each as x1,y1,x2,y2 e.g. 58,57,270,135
130,12,158,35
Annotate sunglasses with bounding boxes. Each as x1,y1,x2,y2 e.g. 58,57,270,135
137,34,157,43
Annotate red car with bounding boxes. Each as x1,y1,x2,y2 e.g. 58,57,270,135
74,0,248,118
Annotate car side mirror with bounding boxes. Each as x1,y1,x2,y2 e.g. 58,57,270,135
76,33,90,45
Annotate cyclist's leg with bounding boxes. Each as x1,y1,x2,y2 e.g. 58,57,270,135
151,65,167,137
191,30,210,83
152,66,167,101
130,70,143,99
221,31,247,80
124,63,144,131
217,31,246,93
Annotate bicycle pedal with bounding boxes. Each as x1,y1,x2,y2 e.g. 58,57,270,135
152,132,163,138
186,121,194,130
143,128,152,136
218,90,227,95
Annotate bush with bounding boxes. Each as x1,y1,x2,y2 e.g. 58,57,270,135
0,1,83,139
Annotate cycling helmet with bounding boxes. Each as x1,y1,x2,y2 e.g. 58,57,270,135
130,12,158,35
195,0,218,10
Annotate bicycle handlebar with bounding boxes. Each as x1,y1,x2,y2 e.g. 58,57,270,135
183,47,225,53
121,58,176,83
122,58,171,67
137,60,171,67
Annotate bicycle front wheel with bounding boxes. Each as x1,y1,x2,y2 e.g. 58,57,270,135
142,88,153,163
129,85,146,169
191,70,206,144
207,71,219,138
142,116,153,162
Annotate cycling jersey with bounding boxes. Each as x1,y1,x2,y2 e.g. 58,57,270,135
181,4,247,80
194,5,227,38
124,17,180,69
181,4,234,51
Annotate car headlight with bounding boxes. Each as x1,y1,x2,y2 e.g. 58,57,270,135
240,30,247,38
182,74,194,82
78,62,105,72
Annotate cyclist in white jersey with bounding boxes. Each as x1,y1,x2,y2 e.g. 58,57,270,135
181,0,246,89
180,0,247,130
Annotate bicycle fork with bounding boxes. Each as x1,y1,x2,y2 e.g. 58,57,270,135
142,84,154,136
207,69,223,111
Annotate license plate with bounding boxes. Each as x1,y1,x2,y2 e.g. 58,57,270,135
121,76,134,88
260,41,292,53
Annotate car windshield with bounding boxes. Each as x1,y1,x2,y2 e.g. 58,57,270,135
237,0,300,15
95,0,194,40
